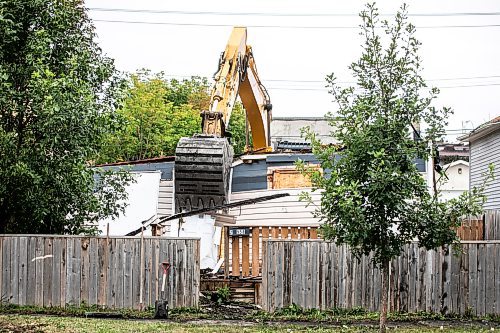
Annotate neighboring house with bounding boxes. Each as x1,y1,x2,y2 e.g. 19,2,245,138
95,149,430,232
460,116,500,210
437,142,469,164
271,117,337,149
438,160,469,201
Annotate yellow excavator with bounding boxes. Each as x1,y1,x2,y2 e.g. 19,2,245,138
174,27,272,212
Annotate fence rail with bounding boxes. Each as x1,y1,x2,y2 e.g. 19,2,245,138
262,240,500,316
0,235,200,309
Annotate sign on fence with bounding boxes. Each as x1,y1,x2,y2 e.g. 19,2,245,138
229,228,250,237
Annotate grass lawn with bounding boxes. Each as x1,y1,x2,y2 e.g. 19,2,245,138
0,315,496,333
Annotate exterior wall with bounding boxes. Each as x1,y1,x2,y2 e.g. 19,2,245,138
231,154,319,192
158,180,174,232
439,162,469,201
470,130,500,210
100,161,175,234
231,159,268,192
229,188,321,227
97,171,161,236
230,153,428,227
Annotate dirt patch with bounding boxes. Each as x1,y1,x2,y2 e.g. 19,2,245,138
0,317,48,333
195,296,259,320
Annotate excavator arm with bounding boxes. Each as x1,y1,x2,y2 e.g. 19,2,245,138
201,27,272,151
238,47,273,151
174,27,272,212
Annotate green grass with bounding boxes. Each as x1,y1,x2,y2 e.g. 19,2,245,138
250,304,500,324
0,315,495,333
1,302,499,332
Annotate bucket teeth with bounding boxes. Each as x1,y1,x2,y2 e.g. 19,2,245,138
174,137,233,213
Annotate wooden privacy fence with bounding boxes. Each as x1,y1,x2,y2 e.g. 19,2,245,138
485,210,500,240
227,226,319,278
456,218,484,241
262,240,500,316
0,235,200,309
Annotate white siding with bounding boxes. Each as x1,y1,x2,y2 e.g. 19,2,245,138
470,130,500,210
157,180,174,231
229,188,322,226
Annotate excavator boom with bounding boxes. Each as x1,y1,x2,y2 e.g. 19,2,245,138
174,27,272,212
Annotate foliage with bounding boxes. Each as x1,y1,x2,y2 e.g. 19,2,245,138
97,72,205,163
1,303,498,325
297,3,492,266
253,304,500,324
0,0,132,234
227,102,251,155
97,72,250,163
213,286,231,305
0,302,204,321
297,5,493,331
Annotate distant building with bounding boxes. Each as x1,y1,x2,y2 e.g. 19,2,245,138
460,116,500,210
271,117,337,150
437,142,469,165
438,160,469,201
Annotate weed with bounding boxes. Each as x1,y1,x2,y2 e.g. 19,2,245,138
213,286,231,305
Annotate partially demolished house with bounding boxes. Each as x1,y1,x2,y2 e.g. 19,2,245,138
97,118,431,280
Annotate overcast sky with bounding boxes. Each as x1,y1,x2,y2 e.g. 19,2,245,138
86,0,500,141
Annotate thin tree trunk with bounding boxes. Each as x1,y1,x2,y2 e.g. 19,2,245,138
379,259,390,333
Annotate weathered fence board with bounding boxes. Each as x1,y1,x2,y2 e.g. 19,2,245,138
262,240,500,316
456,219,484,241
485,210,500,240
0,235,200,309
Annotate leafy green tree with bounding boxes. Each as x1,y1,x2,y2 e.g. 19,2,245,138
228,102,251,155
298,4,492,332
167,76,211,110
98,72,250,162
97,72,203,162
0,0,132,234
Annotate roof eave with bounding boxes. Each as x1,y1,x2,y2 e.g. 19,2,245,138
459,122,500,143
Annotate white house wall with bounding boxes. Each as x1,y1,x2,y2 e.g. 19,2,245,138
438,162,469,201
157,180,174,232
470,130,500,210
98,171,161,236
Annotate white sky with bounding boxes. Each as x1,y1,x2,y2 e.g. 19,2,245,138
86,0,500,141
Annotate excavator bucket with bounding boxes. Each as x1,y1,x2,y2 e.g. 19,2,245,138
174,137,234,213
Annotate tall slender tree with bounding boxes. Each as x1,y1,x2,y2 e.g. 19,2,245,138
298,4,493,332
